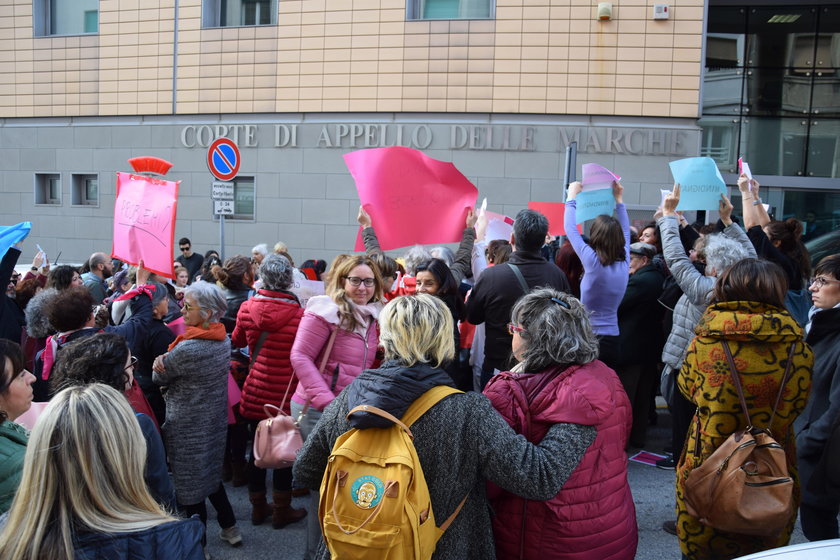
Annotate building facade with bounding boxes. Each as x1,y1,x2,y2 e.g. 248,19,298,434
0,0,836,264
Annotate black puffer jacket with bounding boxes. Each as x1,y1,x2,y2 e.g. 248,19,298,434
73,517,204,559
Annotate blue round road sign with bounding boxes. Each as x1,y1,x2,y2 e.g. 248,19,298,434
207,138,241,181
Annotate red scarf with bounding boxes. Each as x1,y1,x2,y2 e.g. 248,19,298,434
167,322,227,351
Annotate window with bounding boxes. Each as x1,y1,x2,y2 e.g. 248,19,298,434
35,174,61,205
33,0,99,36
407,0,494,20
215,177,255,220
72,174,98,206
202,0,276,28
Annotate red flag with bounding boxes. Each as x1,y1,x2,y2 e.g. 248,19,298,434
527,201,582,236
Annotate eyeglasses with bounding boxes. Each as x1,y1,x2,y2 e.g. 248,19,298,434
507,322,526,336
10,274,20,281
180,246,190,251
125,355,137,371
810,276,840,289
345,276,375,287
182,302,202,312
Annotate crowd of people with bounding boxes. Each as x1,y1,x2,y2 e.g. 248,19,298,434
0,173,836,560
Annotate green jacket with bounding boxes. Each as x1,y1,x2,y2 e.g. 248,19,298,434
0,420,28,513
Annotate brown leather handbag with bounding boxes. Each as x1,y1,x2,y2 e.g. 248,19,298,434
683,341,796,537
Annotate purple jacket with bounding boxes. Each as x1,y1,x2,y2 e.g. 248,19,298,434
564,199,630,336
290,296,380,411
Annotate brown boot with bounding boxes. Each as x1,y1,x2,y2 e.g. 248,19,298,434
249,491,271,526
272,491,307,529
231,460,248,488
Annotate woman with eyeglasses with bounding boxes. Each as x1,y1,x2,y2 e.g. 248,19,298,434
796,254,840,542
152,281,243,550
483,288,637,560
289,254,384,560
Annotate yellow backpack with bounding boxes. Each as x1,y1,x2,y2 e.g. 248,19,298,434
319,386,467,560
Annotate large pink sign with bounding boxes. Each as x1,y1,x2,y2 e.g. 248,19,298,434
112,172,179,279
345,147,478,251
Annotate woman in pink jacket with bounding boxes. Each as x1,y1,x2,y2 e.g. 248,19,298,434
484,288,638,560
289,254,385,560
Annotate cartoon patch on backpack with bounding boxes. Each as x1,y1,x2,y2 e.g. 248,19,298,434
351,475,384,509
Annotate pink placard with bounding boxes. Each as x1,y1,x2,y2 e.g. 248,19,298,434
112,172,179,279
346,147,478,251
527,201,583,236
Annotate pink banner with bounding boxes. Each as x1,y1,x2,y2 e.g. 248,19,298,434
527,201,582,236
346,147,478,251
112,172,179,279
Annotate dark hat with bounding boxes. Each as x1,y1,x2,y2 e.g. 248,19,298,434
629,242,656,259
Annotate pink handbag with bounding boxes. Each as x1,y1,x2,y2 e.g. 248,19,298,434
251,326,338,469
253,402,303,469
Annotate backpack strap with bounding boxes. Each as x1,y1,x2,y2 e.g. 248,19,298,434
345,386,461,440
507,263,530,295
401,386,462,427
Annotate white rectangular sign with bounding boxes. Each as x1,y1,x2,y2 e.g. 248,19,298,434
214,200,234,215
212,181,235,200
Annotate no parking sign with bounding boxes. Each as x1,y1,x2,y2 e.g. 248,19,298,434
207,138,241,181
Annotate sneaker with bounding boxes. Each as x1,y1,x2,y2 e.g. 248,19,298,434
662,520,677,535
656,455,676,470
219,525,243,547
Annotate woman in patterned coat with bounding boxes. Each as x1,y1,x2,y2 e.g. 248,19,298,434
675,258,813,560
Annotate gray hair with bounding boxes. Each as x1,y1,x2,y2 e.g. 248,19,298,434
430,247,455,268
511,288,599,371
252,243,269,257
260,254,294,291
513,209,549,252
404,245,432,277
704,234,752,277
184,281,227,322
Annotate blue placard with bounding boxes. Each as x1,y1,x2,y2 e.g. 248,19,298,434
668,157,727,211
575,189,616,224
0,222,31,259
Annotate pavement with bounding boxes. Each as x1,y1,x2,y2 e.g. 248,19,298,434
205,399,811,560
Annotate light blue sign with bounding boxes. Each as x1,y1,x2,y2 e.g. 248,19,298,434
0,222,31,260
575,190,616,224
668,157,726,211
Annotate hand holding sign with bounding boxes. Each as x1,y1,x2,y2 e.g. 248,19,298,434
668,157,726,211
346,147,478,251
112,173,179,279
575,164,622,223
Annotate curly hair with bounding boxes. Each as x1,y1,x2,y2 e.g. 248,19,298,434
47,265,80,291
51,333,130,397
47,287,95,332
510,288,599,372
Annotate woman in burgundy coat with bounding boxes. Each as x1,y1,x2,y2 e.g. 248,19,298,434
231,253,306,529
484,288,637,560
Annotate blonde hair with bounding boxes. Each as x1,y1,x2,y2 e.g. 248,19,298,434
324,255,384,332
0,384,175,560
379,294,454,368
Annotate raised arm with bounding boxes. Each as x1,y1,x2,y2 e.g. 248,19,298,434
449,208,477,285
659,185,711,306
614,181,631,264
563,182,595,265
357,206,384,256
